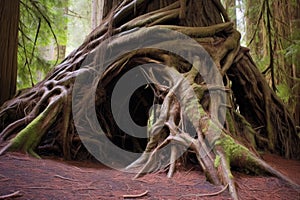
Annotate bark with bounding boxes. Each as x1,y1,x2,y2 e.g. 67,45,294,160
0,0,19,106
291,2,300,126
246,0,300,121
91,0,104,29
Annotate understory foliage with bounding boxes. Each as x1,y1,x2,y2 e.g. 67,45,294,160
1,0,299,199
18,0,68,89
244,0,300,125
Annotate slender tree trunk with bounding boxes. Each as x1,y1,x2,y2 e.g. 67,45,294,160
291,2,300,126
245,0,264,61
0,0,19,106
223,0,236,27
245,0,299,113
91,0,104,29
57,4,68,60
269,1,299,125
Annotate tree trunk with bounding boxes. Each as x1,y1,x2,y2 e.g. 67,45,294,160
0,1,299,199
245,0,300,127
0,0,19,106
223,0,236,27
291,2,300,126
245,0,266,62
91,0,104,29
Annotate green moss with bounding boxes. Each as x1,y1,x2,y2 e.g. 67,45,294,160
192,84,205,100
185,98,203,123
214,155,221,168
10,113,44,157
202,120,221,142
215,134,265,175
226,111,236,136
215,135,250,163
228,170,234,179
233,111,257,148
8,99,62,158
147,108,155,130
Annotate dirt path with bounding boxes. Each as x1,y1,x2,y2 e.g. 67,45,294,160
0,153,299,199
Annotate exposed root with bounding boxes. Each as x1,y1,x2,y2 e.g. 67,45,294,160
133,135,171,179
157,22,234,38
126,80,299,199
215,134,300,189
167,143,178,178
129,126,299,199
0,88,67,158
246,152,300,190
0,118,28,140
215,149,238,200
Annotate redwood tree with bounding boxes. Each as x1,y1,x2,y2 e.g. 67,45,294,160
0,0,19,106
0,1,299,199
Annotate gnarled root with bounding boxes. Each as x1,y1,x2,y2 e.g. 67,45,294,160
0,87,68,158
128,120,299,200
126,80,299,200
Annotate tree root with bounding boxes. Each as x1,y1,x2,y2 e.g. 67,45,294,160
157,21,234,38
128,128,299,199
126,74,299,200
0,89,67,158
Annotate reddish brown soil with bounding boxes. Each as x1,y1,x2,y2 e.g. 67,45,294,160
0,152,299,200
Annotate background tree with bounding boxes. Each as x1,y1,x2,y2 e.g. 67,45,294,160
288,0,300,126
17,0,68,89
66,0,92,54
222,0,237,27
91,0,104,29
244,0,300,127
0,0,20,106
0,0,299,199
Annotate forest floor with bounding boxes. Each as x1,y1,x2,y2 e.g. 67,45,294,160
0,152,299,200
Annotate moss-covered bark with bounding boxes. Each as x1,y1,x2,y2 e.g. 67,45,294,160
0,91,67,158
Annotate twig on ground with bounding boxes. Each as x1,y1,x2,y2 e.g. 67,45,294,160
72,187,98,191
72,166,95,173
0,191,22,199
184,167,194,175
54,174,79,182
123,190,148,198
26,186,64,190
